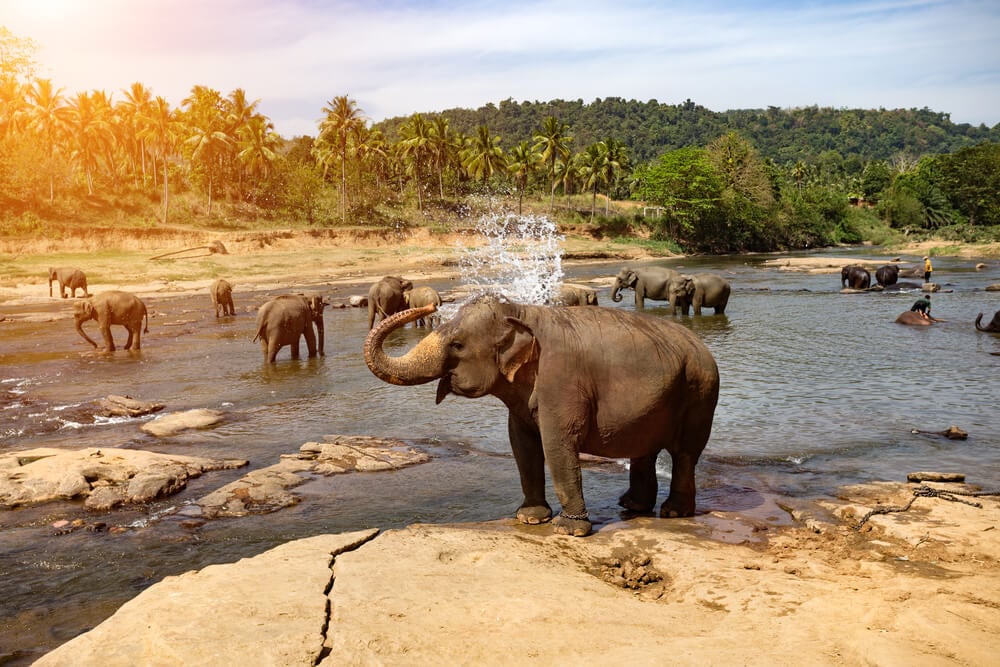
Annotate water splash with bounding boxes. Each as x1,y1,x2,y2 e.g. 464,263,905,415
456,212,564,310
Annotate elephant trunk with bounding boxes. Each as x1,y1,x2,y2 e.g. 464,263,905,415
975,313,987,331
74,316,98,348
610,282,623,303
364,304,446,386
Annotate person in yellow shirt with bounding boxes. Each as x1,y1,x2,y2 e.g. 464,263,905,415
923,256,933,283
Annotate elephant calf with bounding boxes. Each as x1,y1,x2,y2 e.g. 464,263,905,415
368,276,413,329
210,279,236,317
668,273,730,315
403,285,442,327
74,290,148,352
556,284,599,306
49,266,89,298
254,294,326,363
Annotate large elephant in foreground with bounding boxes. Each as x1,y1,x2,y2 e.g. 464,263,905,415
74,290,148,351
875,264,899,287
49,266,89,298
254,293,326,363
364,296,720,537
975,311,1000,332
367,276,413,329
403,285,442,327
667,273,731,315
610,266,680,309
210,279,236,316
841,265,871,290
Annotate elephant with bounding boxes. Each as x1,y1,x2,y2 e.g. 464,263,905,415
667,273,731,315
841,265,871,290
555,284,599,306
253,293,326,363
610,266,680,309
975,310,1000,332
49,266,89,298
403,286,442,327
210,279,235,317
73,290,148,351
367,276,413,329
895,311,934,326
875,264,899,287
364,296,720,537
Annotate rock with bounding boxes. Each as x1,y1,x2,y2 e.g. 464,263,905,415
197,436,432,518
94,395,165,418
975,263,986,270
141,409,225,437
910,425,968,440
348,295,368,307
0,448,247,509
922,282,940,292
906,472,966,483
985,283,1000,292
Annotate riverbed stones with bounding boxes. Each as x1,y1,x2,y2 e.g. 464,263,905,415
94,394,165,418
140,408,226,436
0,448,247,509
197,435,432,518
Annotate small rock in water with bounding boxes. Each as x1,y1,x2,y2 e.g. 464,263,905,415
906,472,966,483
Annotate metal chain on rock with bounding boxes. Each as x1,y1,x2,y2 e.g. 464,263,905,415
854,484,1000,531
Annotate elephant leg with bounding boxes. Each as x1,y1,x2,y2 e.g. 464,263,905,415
124,327,135,350
290,338,301,359
661,411,711,518
268,340,280,364
132,325,142,350
259,337,269,362
303,325,317,358
101,324,115,352
618,452,659,514
538,410,591,536
693,299,702,316
508,415,551,525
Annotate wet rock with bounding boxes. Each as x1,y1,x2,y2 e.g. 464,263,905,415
198,435,431,518
910,425,968,440
94,395,165,418
141,409,225,437
348,295,368,307
0,448,247,509
985,283,1000,292
922,282,940,292
906,472,966,483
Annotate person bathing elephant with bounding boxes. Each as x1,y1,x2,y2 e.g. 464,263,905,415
210,279,236,317
610,266,680,309
875,264,899,287
49,267,89,298
403,285,442,327
367,276,413,329
74,290,148,352
841,265,871,290
975,310,1000,332
555,284,599,306
254,293,326,363
364,295,720,537
667,273,731,315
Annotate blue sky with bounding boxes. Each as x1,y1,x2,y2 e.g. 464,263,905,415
4,0,999,138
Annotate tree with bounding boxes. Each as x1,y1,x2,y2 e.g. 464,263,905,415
859,160,893,202
237,115,279,185
506,140,539,215
936,141,1000,226
118,82,154,185
0,27,38,83
635,147,723,245
429,116,456,198
182,86,229,216
398,113,433,210
578,141,609,221
25,78,72,203
67,90,114,195
461,125,505,184
139,96,181,223
532,116,572,212
318,95,365,223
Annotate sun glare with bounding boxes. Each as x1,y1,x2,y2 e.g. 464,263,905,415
10,0,78,21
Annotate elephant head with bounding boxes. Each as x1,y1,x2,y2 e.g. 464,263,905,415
73,299,99,347
669,275,695,301
610,269,638,302
975,311,1000,332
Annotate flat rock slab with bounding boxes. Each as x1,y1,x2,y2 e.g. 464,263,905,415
197,435,432,518
35,531,378,667
94,395,165,418
141,408,226,436
0,447,247,510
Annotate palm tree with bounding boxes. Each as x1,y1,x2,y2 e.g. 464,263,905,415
236,114,279,185
25,78,72,203
506,140,539,215
461,125,505,184
182,86,229,215
225,88,260,195
139,96,180,223
66,90,114,195
602,137,629,214
532,116,572,212
578,141,609,221
398,113,433,210
318,95,365,223
354,125,390,200
429,116,457,198
118,82,153,185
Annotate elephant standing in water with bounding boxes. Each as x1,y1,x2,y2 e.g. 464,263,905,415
49,267,89,298
364,296,720,537
74,290,148,351
875,264,899,287
367,276,413,329
555,284,599,306
975,311,1000,332
403,285,442,327
841,265,871,290
210,279,236,316
667,273,731,315
610,266,680,309
254,293,326,363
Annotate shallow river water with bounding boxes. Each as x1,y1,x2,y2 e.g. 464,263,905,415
1,246,998,661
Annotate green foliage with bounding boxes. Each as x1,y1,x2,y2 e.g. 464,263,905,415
935,141,1000,226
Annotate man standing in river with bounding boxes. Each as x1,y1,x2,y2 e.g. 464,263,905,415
923,256,933,283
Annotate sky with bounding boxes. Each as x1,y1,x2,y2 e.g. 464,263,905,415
3,0,999,138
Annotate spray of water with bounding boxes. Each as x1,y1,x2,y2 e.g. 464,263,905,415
452,212,564,316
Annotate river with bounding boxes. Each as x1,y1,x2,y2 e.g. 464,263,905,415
1,246,998,662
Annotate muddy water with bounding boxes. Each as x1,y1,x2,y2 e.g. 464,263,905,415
1,250,999,662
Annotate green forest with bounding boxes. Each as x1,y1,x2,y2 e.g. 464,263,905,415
2,26,999,254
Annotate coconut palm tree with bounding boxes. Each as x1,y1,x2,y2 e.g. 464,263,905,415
318,95,365,223
461,125,505,184
237,114,279,185
602,137,629,214
506,140,539,215
532,116,572,213
398,113,433,210
578,141,609,221
118,82,153,186
139,96,180,223
25,78,72,203
66,90,114,195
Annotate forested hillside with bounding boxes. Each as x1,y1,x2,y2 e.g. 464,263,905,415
377,97,1000,165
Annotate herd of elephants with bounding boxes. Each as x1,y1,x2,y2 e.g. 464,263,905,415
44,261,1000,537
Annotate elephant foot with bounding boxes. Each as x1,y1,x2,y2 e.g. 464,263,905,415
553,511,592,537
516,503,552,525
659,496,695,519
617,490,655,515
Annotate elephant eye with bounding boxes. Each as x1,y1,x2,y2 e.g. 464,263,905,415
450,341,464,352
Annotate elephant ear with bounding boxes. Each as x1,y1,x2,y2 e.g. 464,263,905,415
497,317,538,383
